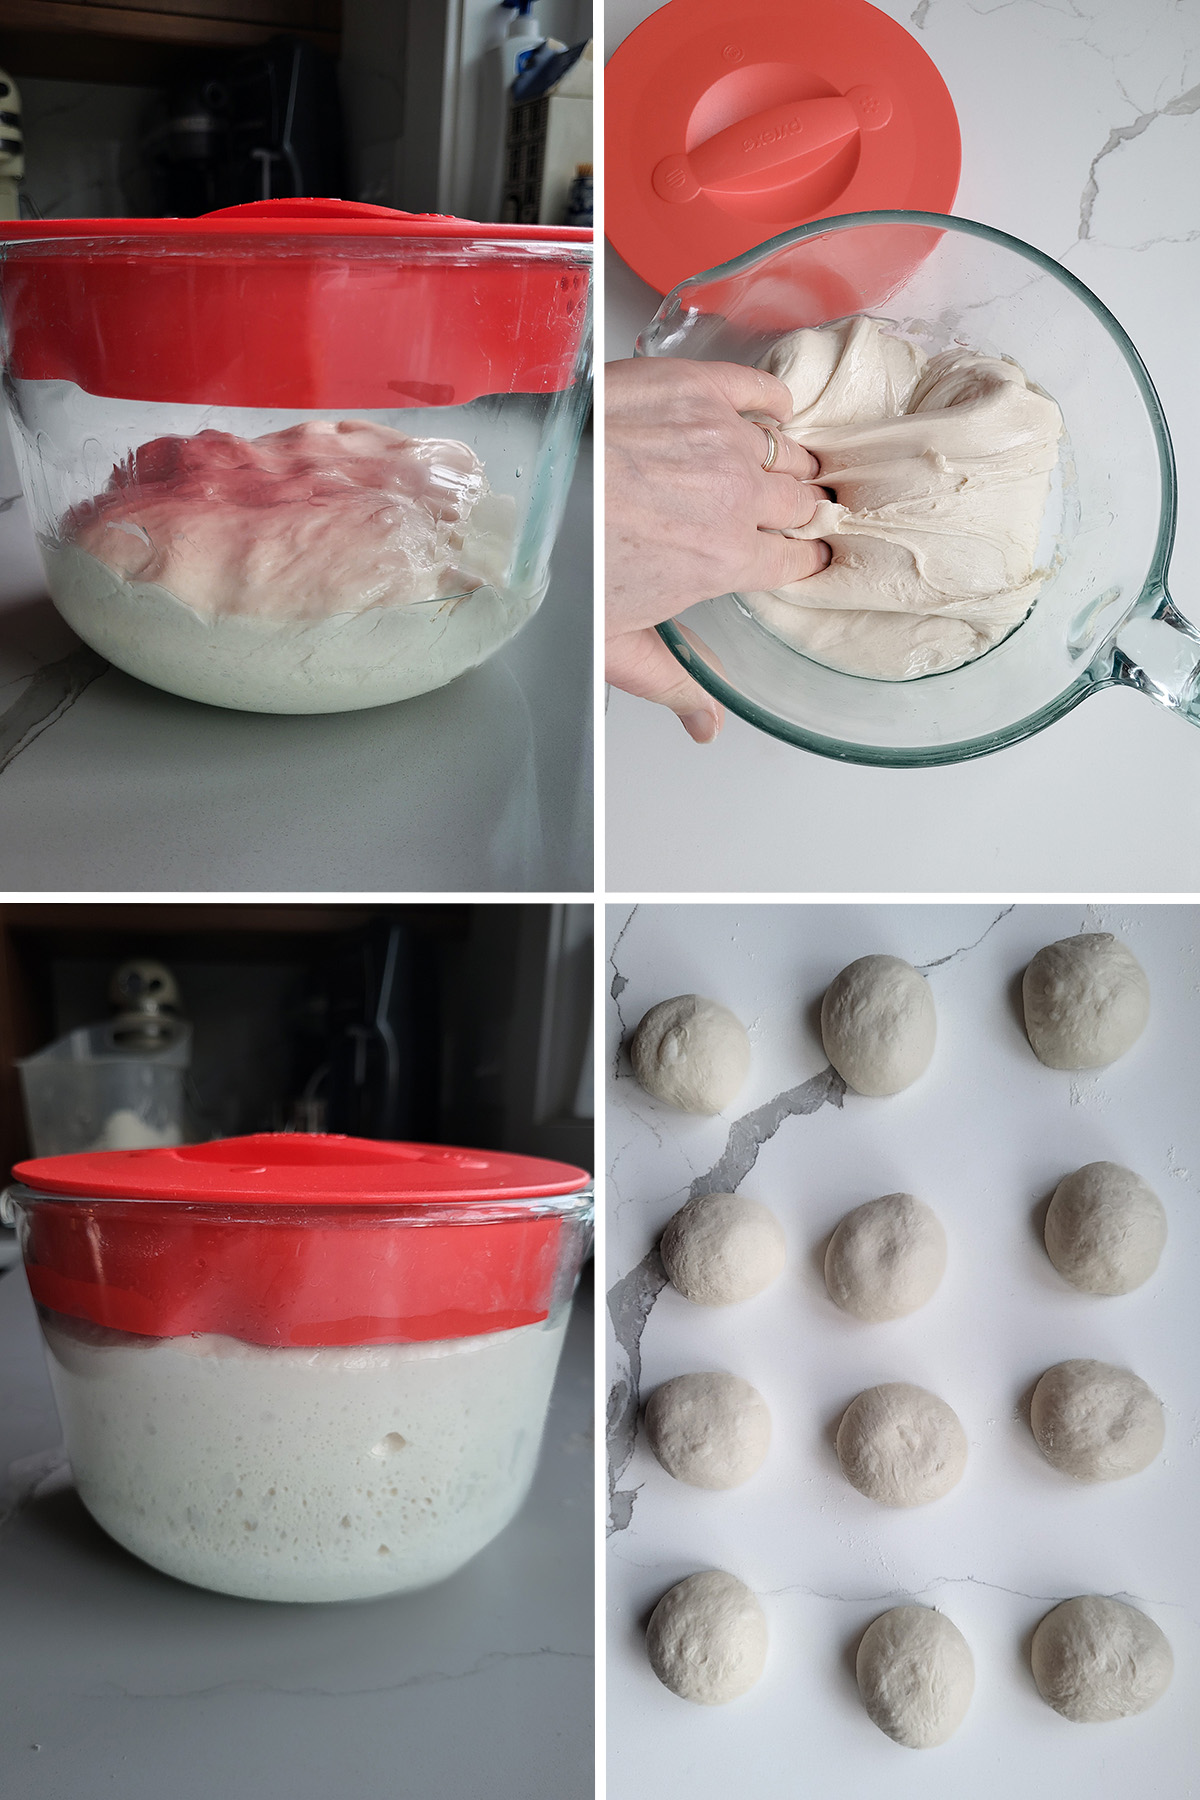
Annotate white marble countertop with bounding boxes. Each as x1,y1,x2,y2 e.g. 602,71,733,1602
606,903,1200,1796
0,427,592,894
0,1261,594,1800
604,0,1200,892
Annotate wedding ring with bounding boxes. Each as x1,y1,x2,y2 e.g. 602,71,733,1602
758,423,779,472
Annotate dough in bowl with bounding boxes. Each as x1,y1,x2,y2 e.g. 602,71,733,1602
1029,1359,1164,1481
646,1570,767,1705
836,1383,967,1506
820,955,936,1096
824,1193,947,1321
659,1192,786,1306
630,995,750,1114
1044,1162,1166,1295
1022,933,1149,1069
856,1606,975,1748
1031,1596,1173,1721
644,1372,771,1489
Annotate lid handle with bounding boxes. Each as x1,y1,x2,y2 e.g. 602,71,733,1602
652,87,892,204
200,199,444,222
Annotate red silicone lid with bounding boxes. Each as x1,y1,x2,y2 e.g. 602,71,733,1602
12,1133,591,1348
605,0,960,296
0,199,593,408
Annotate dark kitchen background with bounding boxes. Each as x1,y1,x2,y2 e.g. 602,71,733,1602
0,0,591,225
0,901,594,1178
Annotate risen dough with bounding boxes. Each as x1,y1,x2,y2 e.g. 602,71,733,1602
821,955,936,1096
644,1372,771,1489
646,1570,768,1705
744,314,1062,680
856,1606,975,1748
1031,1596,1173,1722
825,1193,946,1321
836,1383,967,1507
1045,1162,1166,1295
1022,934,1150,1070
660,1192,786,1307
1030,1359,1164,1481
630,995,750,1114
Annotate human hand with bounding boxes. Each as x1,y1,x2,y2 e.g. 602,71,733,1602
605,357,830,743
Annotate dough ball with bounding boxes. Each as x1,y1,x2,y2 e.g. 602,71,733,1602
1045,1162,1167,1295
630,994,750,1114
1031,1596,1173,1722
1022,933,1150,1070
644,1372,771,1489
836,1383,967,1507
856,1606,975,1748
821,955,936,1096
646,1570,767,1705
825,1193,947,1321
660,1192,786,1306
1030,1359,1164,1481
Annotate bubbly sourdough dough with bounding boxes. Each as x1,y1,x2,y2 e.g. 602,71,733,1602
836,1383,967,1506
630,994,751,1114
1031,1596,1173,1722
644,1372,771,1489
646,1570,768,1704
744,314,1063,680
1045,1162,1167,1295
45,420,524,714
825,1194,947,1321
1030,1359,1164,1481
1022,933,1150,1070
659,1192,786,1306
856,1607,975,1748
821,955,936,1096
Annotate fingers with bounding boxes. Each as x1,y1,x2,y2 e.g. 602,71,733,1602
606,626,724,745
699,360,798,426
747,533,833,591
742,417,820,482
756,471,824,532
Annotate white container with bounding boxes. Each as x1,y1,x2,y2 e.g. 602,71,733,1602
17,1022,190,1156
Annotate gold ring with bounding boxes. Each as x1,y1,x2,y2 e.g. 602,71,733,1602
758,424,779,472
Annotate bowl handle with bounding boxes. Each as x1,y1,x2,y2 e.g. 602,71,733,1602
1110,590,1200,723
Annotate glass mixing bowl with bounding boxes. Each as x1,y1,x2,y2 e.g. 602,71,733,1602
640,211,1191,765
0,201,592,715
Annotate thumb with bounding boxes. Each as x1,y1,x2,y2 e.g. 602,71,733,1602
605,627,724,745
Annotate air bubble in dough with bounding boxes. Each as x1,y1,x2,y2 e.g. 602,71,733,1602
1031,1596,1173,1722
1044,1162,1166,1295
820,955,936,1096
825,1193,947,1321
644,1372,771,1489
1029,1359,1164,1481
856,1606,975,1748
836,1383,967,1506
1022,933,1149,1070
646,1570,767,1705
659,1192,786,1306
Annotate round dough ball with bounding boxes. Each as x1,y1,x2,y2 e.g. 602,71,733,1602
1022,933,1150,1070
825,1193,947,1322
836,1383,967,1507
646,1570,767,1705
1030,1359,1164,1482
1031,1596,1173,1722
660,1192,786,1306
856,1606,975,1748
821,955,936,1097
630,994,751,1114
1045,1162,1167,1295
644,1372,771,1489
